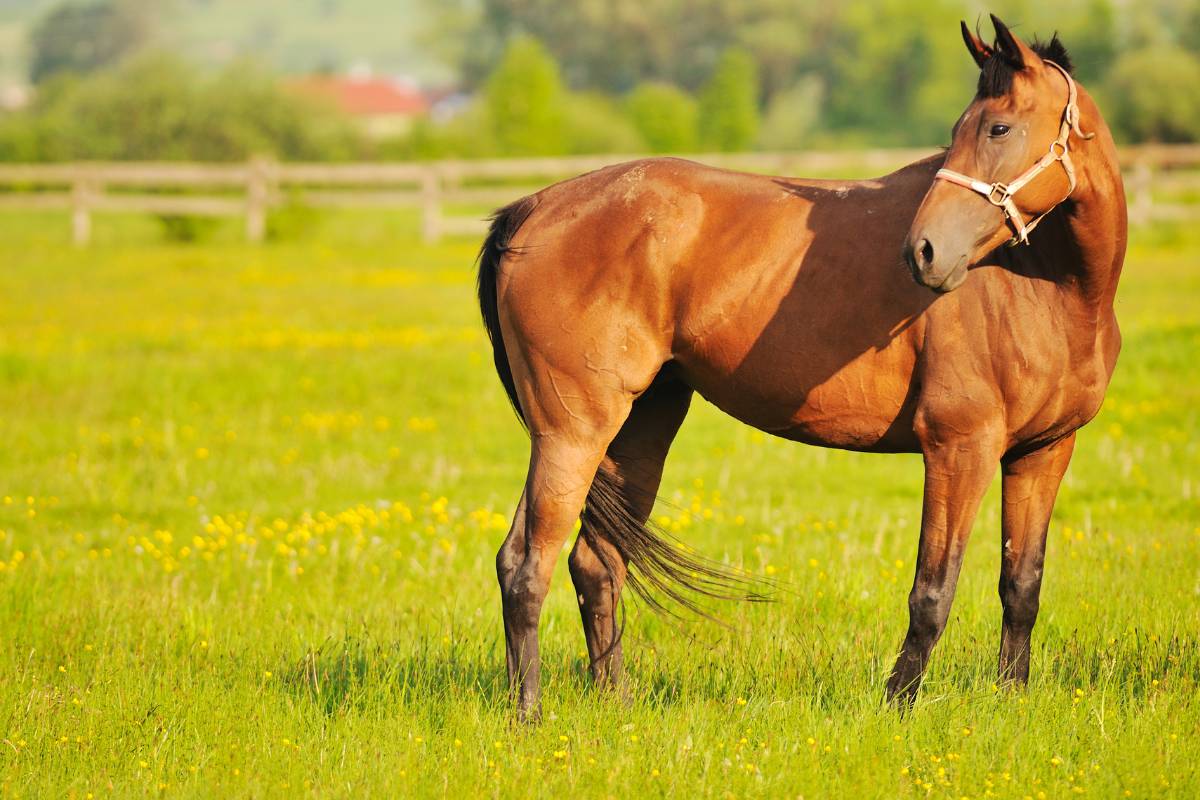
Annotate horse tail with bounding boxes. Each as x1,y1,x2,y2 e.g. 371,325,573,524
476,196,538,428
584,468,770,618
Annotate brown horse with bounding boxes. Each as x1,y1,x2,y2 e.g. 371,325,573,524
477,15,1125,720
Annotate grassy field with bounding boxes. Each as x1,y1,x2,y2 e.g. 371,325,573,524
0,207,1197,798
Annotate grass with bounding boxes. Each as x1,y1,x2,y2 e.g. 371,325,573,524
0,207,1197,798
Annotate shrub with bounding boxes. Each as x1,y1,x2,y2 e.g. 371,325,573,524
1104,46,1200,143
562,93,646,154
756,77,823,151
624,82,698,153
483,36,567,156
698,48,760,152
156,214,220,243
0,52,364,162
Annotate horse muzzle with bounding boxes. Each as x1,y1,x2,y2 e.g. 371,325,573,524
904,234,969,293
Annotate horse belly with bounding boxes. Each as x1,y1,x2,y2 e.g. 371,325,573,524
677,345,921,453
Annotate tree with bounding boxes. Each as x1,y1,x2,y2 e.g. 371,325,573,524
1104,46,1200,142
562,93,646,155
624,82,698,153
756,76,823,151
0,52,363,162
28,0,154,84
483,36,567,156
453,0,807,95
697,47,759,151
824,0,970,146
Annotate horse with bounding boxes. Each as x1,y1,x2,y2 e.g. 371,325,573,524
476,15,1125,720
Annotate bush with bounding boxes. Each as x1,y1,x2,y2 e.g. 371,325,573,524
483,36,567,156
756,77,823,151
156,214,220,243
266,194,322,242
1104,46,1200,143
379,104,499,161
698,48,760,152
562,93,645,154
29,0,151,83
0,52,364,162
624,82,698,153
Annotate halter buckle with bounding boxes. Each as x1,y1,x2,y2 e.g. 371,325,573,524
986,183,1012,207
1048,139,1068,160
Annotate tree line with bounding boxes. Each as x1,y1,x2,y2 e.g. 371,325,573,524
0,0,1198,163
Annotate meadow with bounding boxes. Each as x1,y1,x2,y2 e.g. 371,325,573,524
0,204,1197,798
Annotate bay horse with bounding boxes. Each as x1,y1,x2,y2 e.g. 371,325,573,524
477,15,1125,720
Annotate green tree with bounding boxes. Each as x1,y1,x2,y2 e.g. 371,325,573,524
756,76,823,151
1063,0,1118,85
562,93,646,154
28,0,153,83
483,36,567,156
1104,46,1200,142
697,47,759,152
0,52,362,162
624,82,698,153
452,0,816,96
824,0,969,145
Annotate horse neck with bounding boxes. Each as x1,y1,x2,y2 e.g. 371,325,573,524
1054,97,1127,312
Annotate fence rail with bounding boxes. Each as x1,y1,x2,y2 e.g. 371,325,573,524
0,146,1197,245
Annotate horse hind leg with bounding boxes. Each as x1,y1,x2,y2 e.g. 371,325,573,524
569,378,693,692
495,372,640,722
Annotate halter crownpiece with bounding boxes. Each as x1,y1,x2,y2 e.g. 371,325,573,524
934,61,1094,246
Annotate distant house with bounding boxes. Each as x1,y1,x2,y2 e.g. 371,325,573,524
0,84,31,112
288,75,430,138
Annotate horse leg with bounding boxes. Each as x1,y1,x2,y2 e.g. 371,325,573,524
568,379,693,692
887,426,1003,705
495,356,642,721
998,433,1076,685
496,427,622,722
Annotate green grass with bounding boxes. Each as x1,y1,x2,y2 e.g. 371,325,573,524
0,207,1197,798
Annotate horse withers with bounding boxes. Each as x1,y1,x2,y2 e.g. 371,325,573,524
477,15,1125,720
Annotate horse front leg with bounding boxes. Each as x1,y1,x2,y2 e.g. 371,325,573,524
887,425,1003,706
998,433,1076,685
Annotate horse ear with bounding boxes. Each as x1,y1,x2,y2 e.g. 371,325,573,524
960,20,993,68
989,13,1033,69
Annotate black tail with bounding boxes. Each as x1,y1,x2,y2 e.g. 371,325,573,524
476,196,538,429
582,470,770,619
476,197,767,618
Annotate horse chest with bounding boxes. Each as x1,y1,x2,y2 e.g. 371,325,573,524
988,318,1115,443
912,293,1118,450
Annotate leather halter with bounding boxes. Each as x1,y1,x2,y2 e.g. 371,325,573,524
934,61,1094,246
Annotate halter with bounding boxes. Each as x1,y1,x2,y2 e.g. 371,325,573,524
934,60,1094,246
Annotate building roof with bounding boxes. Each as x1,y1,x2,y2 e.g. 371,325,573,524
289,76,430,117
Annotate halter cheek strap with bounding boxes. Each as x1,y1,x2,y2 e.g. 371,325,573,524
934,61,1094,246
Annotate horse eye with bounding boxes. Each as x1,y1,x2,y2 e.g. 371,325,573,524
989,123,1011,138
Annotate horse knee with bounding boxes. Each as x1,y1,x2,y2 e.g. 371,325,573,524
999,575,1041,628
496,543,519,592
907,586,950,642
502,570,549,628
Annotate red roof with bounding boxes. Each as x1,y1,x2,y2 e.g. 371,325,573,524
289,77,429,117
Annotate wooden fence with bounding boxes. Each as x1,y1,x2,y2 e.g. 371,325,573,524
0,146,1197,245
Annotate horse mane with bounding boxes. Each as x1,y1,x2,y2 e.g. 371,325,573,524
977,32,1073,98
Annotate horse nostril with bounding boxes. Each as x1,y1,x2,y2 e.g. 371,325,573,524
919,238,935,269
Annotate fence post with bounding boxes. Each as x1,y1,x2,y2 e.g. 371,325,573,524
421,167,441,244
71,169,95,246
245,158,270,243
1130,155,1153,226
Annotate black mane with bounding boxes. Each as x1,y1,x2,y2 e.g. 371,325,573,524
977,33,1073,98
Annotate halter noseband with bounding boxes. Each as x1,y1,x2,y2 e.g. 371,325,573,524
934,61,1094,246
